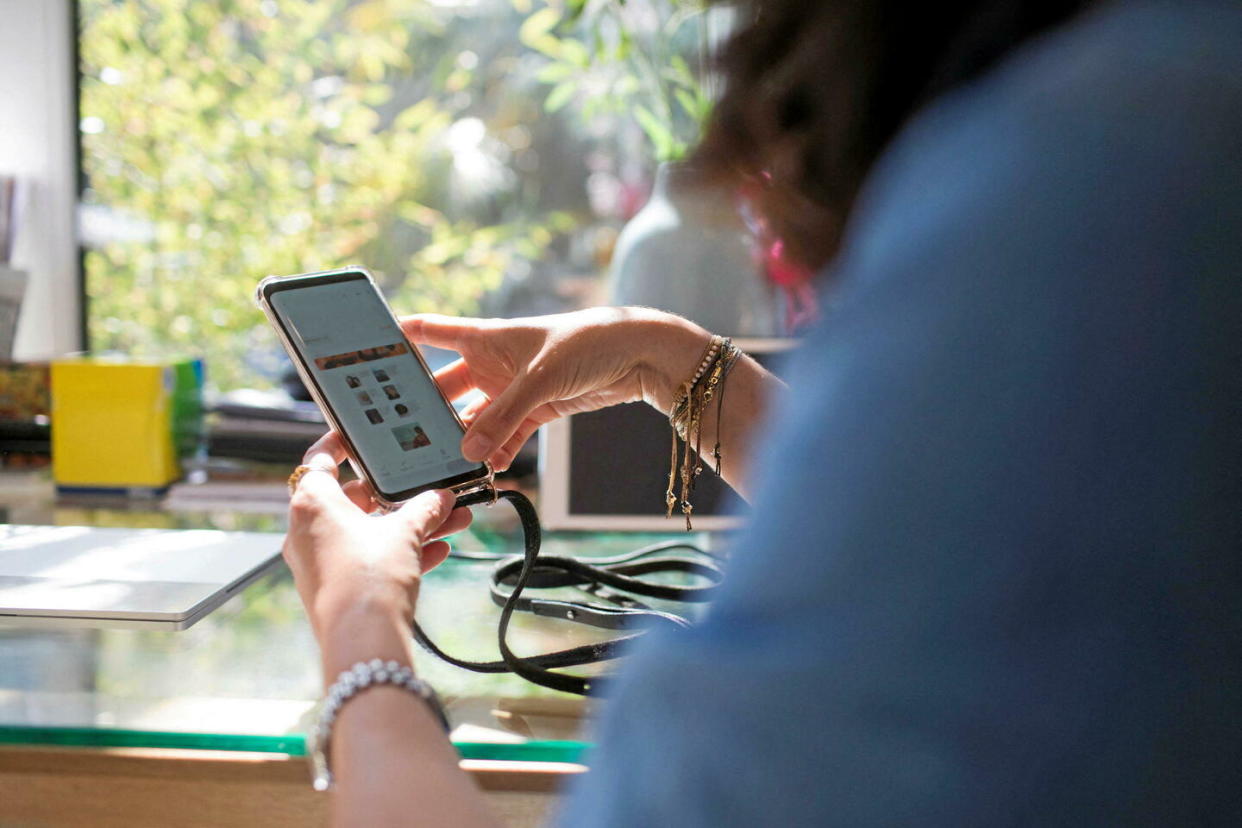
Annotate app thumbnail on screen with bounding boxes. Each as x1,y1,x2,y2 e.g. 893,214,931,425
314,342,408,371
392,423,431,452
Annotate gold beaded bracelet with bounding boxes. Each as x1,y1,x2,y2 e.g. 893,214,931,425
666,336,740,530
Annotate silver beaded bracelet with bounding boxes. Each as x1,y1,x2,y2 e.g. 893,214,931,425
309,659,451,791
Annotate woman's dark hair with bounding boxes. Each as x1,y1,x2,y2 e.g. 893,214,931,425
695,0,1097,270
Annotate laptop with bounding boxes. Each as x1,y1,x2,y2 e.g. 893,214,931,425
0,524,284,630
538,338,798,531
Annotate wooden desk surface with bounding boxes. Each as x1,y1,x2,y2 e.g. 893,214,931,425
0,744,583,827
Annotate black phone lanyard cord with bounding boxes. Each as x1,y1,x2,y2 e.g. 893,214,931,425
410,488,721,696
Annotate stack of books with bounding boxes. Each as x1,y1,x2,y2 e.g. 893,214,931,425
207,388,327,464
0,362,50,467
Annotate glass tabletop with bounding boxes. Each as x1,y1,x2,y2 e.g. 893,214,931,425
0,473,708,764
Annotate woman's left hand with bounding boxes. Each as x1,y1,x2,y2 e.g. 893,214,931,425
283,432,473,681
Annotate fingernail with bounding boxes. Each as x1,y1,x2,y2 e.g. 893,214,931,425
304,451,336,472
461,433,492,461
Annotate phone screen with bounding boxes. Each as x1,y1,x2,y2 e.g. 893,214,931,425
267,272,486,499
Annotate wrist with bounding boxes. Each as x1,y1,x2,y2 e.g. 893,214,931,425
317,598,418,688
626,309,713,414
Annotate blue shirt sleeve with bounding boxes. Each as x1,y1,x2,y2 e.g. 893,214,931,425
556,2,1242,825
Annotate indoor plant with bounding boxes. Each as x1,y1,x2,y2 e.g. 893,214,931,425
522,0,783,336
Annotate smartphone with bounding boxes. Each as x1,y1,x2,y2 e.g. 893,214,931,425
257,267,492,508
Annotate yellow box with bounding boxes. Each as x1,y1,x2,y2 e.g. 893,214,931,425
51,359,182,491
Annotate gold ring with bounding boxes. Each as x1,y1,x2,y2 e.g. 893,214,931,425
287,464,329,495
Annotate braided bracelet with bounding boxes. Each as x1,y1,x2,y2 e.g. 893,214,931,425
309,659,450,791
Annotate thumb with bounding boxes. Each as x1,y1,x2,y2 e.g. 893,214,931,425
392,489,456,545
461,376,546,462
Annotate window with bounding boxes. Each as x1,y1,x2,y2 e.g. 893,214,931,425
77,0,719,390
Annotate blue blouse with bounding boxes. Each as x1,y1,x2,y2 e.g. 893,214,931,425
559,2,1242,824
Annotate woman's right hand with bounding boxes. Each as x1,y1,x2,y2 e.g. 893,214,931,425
401,307,710,472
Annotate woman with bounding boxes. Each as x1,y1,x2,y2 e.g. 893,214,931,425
283,0,1242,824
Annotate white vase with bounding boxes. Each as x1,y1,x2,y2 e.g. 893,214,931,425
609,162,782,337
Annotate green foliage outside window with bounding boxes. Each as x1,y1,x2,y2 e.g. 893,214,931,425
521,0,716,162
79,0,719,391
80,0,578,391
